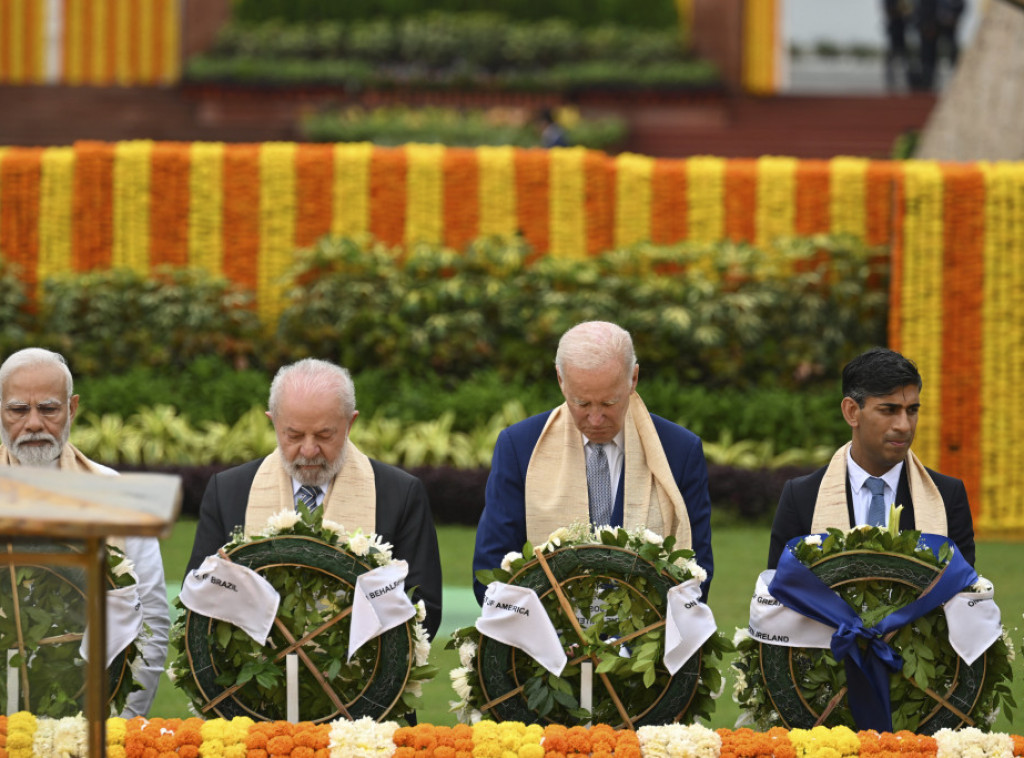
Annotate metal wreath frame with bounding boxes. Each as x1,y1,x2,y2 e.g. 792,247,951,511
475,543,706,728
180,535,413,723
758,549,988,733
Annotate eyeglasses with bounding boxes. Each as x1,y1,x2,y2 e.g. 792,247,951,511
3,402,66,418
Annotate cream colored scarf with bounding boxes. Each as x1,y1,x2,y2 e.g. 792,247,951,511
243,444,377,537
524,393,692,548
810,441,948,534
0,442,125,550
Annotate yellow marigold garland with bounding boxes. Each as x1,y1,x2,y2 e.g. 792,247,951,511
258,141,297,327
188,141,225,276
6,713,36,758
112,139,153,274
549,146,587,260
742,0,779,95
404,143,446,246
37,146,75,282
788,727,860,758
829,157,869,241
754,155,797,252
471,721,544,758
331,142,373,239
898,160,944,467
980,162,1024,529
614,152,654,249
476,146,517,239
686,156,725,242
108,717,128,758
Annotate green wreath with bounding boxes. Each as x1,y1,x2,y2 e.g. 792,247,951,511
169,508,435,723
733,524,1014,733
0,540,142,717
450,524,732,728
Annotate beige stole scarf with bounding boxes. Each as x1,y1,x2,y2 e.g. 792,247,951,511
524,393,692,549
0,442,125,550
244,444,377,537
810,441,948,535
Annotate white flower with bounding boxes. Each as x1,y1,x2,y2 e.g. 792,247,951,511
732,626,751,645
450,666,472,701
414,634,431,666
265,509,300,534
348,531,370,556
643,529,665,546
406,680,423,698
971,576,993,593
111,555,137,579
415,600,426,623
803,534,823,547
547,526,570,546
500,551,521,572
674,557,708,583
322,519,344,535
458,639,477,668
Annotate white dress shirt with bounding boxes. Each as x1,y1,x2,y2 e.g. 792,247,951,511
846,448,903,527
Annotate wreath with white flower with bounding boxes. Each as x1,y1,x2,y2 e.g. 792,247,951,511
449,523,732,727
0,541,144,717
169,506,436,723
732,521,1015,733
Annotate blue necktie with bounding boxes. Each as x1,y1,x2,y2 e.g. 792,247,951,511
296,485,322,512
865,476,887,526
586,443,613,526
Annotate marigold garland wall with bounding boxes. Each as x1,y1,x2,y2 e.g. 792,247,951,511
1,143,1023,529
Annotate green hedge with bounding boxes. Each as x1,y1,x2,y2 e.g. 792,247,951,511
231,0,680,29
274,235,888,388
2,234,888,393
187,13,718,91
300,106,628,150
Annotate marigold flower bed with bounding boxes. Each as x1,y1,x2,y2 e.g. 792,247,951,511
1,717,1023,758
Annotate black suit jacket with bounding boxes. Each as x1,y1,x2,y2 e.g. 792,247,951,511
767,462,976,570
186,457,443,639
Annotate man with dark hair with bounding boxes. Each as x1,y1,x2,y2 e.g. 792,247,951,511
766,347,975,568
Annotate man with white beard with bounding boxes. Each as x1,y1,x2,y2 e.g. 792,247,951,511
185,358,443,639
0,347,171,717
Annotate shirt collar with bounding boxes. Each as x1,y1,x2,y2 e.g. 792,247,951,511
846,447,903,495
582,429,625,452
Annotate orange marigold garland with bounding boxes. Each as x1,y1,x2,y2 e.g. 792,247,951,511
443,147,480,251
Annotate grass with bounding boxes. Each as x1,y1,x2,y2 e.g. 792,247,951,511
152,517,1024,730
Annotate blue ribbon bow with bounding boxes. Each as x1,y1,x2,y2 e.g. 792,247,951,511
767,533,976,732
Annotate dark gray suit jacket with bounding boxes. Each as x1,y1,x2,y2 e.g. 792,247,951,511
767,462,976,570
185,456,443,639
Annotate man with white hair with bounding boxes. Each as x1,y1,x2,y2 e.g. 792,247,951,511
0,347,170,717
186,358,443,639
472,321,714,603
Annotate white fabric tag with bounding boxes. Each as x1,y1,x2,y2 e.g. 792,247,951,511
179,554,281,645
664,578,717,674
746,570,835,648
943,581,1003,665
476,582,567,676
347,561,417,660
80,585,144,667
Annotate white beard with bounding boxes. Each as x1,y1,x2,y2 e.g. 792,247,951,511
283,444,348,488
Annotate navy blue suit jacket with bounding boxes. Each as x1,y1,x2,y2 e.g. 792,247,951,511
767,462,976,570
472,409,714,604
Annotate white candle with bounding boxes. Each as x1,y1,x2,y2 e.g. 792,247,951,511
580,660,593,725
6,650,18,716
286,654,299,723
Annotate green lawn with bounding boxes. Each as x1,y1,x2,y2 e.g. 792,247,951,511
153,517,1024,731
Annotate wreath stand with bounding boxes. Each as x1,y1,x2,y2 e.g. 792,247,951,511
759,549,990,733
0,468,181,756
475,543,705,728
178,535,416,723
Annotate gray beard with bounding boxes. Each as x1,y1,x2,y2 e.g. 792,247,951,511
2,429,66,468
283,445,348,488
